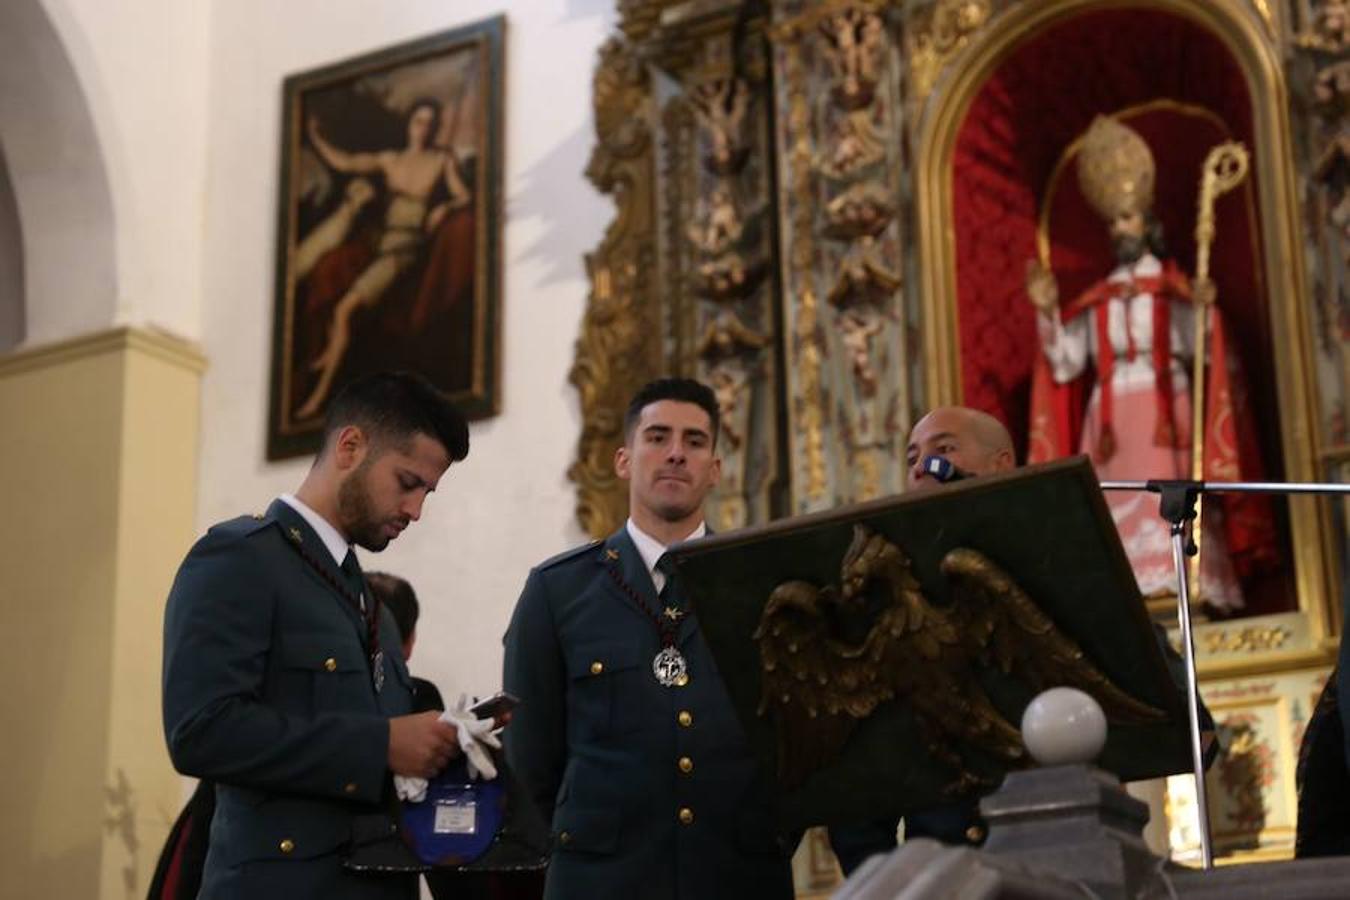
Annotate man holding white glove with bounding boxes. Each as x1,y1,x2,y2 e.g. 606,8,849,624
446,696,502,781
162,374,470,900
369,572,503,798
368,570,551,900
395,696,502,802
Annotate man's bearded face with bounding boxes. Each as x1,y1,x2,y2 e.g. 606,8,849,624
337,455,391,551
1112,232,1148,265
1109,209,1149,265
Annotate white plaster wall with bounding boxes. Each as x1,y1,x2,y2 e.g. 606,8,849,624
36,0,210,342
0,0,114,348
198,0,615,698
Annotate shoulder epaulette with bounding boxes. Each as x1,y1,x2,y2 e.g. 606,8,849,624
208,512,276,541
536,540,602,571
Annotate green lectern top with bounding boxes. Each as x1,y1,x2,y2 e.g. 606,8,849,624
669,457,1193,830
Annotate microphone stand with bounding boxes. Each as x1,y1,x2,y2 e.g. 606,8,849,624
1098,477,1350,870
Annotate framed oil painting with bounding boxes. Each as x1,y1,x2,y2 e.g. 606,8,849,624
268,16,504,459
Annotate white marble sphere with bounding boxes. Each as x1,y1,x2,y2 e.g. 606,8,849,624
1020,687,1107,765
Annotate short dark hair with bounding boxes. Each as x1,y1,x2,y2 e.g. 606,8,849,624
623,378,719,446
367,571,418,642
321,371,469,462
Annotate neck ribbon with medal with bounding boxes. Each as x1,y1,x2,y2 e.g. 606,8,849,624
283,526,386,693
604,548,690,687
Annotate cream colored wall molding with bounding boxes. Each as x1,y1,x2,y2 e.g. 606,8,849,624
0,325,206,379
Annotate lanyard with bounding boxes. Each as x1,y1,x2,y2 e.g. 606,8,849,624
603,552,690,688
283,526,386,692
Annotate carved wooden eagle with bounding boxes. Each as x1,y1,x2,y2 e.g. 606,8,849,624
753,524,1165,791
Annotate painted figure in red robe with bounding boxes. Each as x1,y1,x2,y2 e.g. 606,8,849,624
1023,115,1269,611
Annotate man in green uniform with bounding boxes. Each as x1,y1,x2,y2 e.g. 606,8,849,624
162,371,469,899
503,378,795,899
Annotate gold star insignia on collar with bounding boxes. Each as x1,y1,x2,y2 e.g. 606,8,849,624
605,549,620,561
252,512,264,520
663,606,685,622
288,527,303,545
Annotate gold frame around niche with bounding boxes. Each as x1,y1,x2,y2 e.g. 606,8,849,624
912,0,1339,675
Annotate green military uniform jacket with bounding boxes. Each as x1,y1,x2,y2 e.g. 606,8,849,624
162,499,416,899
502,526,795,900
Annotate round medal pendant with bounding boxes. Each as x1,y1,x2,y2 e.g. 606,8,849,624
372,648,386,693
653,646,688,687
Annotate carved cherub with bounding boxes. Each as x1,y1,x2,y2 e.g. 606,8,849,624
1314,61,1350,122
829,236,903,307
697,309,770,363
820,11,857,84
708,364,751,450
857,11,886,85
819,9,886,108
1301,0,1350,52
692,79,751,173
697,309,767,448
838,305,887,398
819,111,885,179
687,187,743,256
697,254,754,301
825,183,895,239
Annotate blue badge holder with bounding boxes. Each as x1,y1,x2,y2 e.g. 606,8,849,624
400,757,506,866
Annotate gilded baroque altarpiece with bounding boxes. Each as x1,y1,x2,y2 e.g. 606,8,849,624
569,0,1350,878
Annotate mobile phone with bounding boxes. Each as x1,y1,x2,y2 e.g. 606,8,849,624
468,690,520,720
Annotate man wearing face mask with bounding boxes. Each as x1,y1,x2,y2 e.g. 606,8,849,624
904,406,1016,489
162,372,470,899
830,404,1215,875
827,406,1015,874
503,378,795,900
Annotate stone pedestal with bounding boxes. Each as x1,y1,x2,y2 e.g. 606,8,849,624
981,764,1157,898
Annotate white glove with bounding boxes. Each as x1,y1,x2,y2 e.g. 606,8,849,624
394,774,427,803
441,694,503,782
393,693,501,800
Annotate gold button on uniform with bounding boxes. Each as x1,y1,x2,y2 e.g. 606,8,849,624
674,672,689,687
559,831,572,846
590,661,604,675
279,838,295,854
677,710,692,727
678,807,694,825
324,657,338,672
677,756,693,774
343,782,357,794
965,824,986,843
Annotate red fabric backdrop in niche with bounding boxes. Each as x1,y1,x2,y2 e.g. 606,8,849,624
949,7,1292,613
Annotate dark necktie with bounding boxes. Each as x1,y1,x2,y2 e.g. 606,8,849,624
655,553,676,603
340,549,365,611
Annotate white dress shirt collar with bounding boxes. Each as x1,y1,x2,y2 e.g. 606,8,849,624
625,517,707,593
280,493,351,566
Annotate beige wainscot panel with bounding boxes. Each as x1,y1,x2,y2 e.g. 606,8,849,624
0,327,204,899
1165,663,1331,864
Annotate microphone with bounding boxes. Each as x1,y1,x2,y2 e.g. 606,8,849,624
920,455,970,484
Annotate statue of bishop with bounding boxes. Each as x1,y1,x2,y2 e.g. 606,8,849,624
1024,116,1273,612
